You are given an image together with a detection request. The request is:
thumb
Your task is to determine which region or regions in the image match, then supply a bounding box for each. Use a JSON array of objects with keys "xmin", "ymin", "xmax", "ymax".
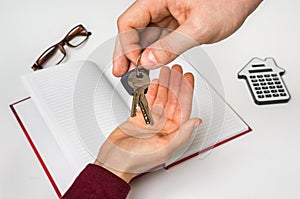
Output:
[
  {"xmin": 169, "ymin": 118, "xmax": 202, "ymax": 151},
  {"xmin": 140, "ymin": 24, "xmax": 199, "ymax": 69}
]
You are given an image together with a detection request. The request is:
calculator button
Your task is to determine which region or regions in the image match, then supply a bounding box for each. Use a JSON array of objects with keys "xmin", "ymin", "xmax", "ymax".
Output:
[
  {"xmin": 280, "ymin": 93, "xmax": 287, "ymax": 96},
  {"xmin": 273, "ymin": 94, "xmax": 279, "ymax": 97},
  {"xmin": 273, "ymin": 77, "xmax": 279, "ymax": 81},
  {"xmin": 255, "ymin": 87, "xmax": 261, "ymax": 90},
  {"xmin": 250, "ymin": 75, "xmax": 256, "ymax": 78},
  {"xmin": 275, "ymin": 81, "xmax": 281, "ymax": 84},
  {"xmin": 256, "ymin": 91, "xmax": 263, "ymax": 94},
  {"xmin": 271, "ymin": 74, "xmax": 277, "ymax": 77},
  {"xmin": 271, "ymin": 90, "xmax": 277, "ymax": 93},
  {"xmin": 251, "ymin": 79, "xmax": 258, "ymax": 82},
  {"xmin": 264, "ymin": 90, "xmax": 270, "ymax": 93},
  {"xmin": 270, "ymin": 86, "xmax": 275, "ymax": 89},
  {"xmin": 278, "ymin": 89, "xmax": 284, "ymax": 92},
  {"xmin": 267, "ymin": 82, "xmax": 274, "ymax": 85},
  {"xmin": 262, "ymin": 86, "xmax": 268, "ymax": 89},
  {"xmin": 253, "ymin": 83, "xmax": 259, "ymax": 86},
  {"xmin": 266, "ymin": 94, "xmax": 272, "ymax": 98},
  {"xmin": 266, "ymin": 78, "xmax": 272, "ymax": 81},
  {"xmin": 260, "ymin": 82, "xmax": 266, "ymax": 86},
  {"xmin": 258, "ymin": 95, "xmax": 264, "ymax": 98},
  {"xmin": 259, "ymin": 79, "xmax": 265, "ymax": 82},
  {"xmin": 257, "ymin": 75, "xmax": 263, "ymax": 78},
  {"xmin": 264, "ymin": 74, "xmax": 270, "ymax": 77},
  {"xmin": 276, "ymin": 85, "xmax": 283, "ymax": 88}
]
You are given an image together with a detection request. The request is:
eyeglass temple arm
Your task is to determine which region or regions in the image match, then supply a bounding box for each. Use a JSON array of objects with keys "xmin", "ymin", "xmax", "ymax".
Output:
[{"xmin": 32, "ymin": 46, "xmax": 60, "ymax": 71}]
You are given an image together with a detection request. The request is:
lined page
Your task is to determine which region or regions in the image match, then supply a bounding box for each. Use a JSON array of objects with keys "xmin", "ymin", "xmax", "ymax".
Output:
[
  {"xmin": 164, "ymin": 58, "xmax": 249, "ymax": 165},
  {"xmin": 12, "ymin": 98, "xmax": 78, "ymax": 194},
  {"xmin": 23, "ymin": 61, "xmax": 129, "ymax": 174}
]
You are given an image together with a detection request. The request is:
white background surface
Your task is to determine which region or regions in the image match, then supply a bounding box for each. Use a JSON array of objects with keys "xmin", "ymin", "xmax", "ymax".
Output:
[{"xmin": 0, "ymin": 0, "xmax": 299, "ymax": 198}]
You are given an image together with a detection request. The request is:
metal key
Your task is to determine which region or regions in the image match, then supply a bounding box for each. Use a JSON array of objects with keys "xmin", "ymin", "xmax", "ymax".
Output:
[
  {"xmin": 129, "ymin": 69, "xmax": 154, "ymax": 125},
  {"xmin": 130, "ymin": 87, "xmax": 139, "ymax": 117},
  {"xmin": 138, "ymin": 89, "xmax": 154, "ymax": 125}
]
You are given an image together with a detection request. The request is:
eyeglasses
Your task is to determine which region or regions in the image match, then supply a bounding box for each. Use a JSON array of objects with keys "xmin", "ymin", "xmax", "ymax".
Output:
[{"xmin": 32, "ymin": 24, "xmax": 92, "ymax": 71}]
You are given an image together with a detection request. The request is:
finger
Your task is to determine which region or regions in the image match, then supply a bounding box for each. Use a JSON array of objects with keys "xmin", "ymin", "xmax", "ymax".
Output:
[
  {"xmin": 140, "ymin": 22, "xmax": 199, "ymax": 68},
  {"xmin": 112, "ymin": 54, "xmax": 129, "ymax": 77},
  {"xmin": 167, "ymin": 118, "xmax": 202, "ymax": 152},
  {"xmin": 153, "ymin": 66, "xmax": 170, "ymax": 107},
  {"xmin": 117, "ymin": 0, "xmax": 170, "ymax": 31},
  {"xmin": 139, "ymin": 16, "xmax": 179, "ymax": 48},
  {"xmin": 171, "ymin": 64, "xmax": 183, "ymax": 74},
  {"xmin": 118, "ymin": 29, "xmax": 142, "ymax": 64},
  {"xmin": 117, "ymin": 0, "xmax": 170, "ymax": 64},
  {"xmin": 174, "ymin": 72, "xmax": 195, "ymax": 123},
  {"xmin": 165, "ymin": 65, "xmax": 183, "ymax": 119},
  {"xmin": 139, "ymin": 26, "xmax": 163, "ymax": 49},
  {"xmin": 112, "ymin": 36, "xmax": 130, "ymax": 77},
  {"xmin": 183, "ymin": 72, "xmax": 195, "ymax": 88},
  {"xmin": 153, "ymin": 15, "xmax": 179, "ymax": 31},
  {"xmin": 147, "ymin": 78, "xmax": 159, "ymax": 107}
]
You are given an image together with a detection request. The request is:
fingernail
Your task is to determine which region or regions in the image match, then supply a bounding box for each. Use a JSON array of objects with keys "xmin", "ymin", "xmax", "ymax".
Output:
[
  {"xmin": 148, "ymin": 50, "xmax": 157, "ymax": 65},
  {"xmin": 112, "ymin": 66, "xmax": 120, "ymax": 76},
  {"xmin": 194, "ymin": 121, "xmax": 201, "ymax": 129}
]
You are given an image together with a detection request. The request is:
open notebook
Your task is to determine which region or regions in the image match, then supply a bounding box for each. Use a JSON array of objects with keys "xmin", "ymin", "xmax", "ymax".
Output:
[{"xmin": 10, "ymin": 60, "xmax": 251, "ymax": 197}]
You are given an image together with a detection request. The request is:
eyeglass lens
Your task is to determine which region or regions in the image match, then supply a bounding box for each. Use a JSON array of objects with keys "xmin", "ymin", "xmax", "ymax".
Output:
[
  {"xmin": 66, "ymin": 25, "xmax": 90, "ymax": 47},
  {"xmin": 37, "ymin": 45, "xmax": 66, "ymax": 69}
]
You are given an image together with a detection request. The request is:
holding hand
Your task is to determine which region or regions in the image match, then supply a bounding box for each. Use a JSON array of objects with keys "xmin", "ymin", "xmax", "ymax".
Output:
[
  {"xmin": 113, "ymin": 0, "xmax": 262, "ymax": 77},
  {"xmin": 95, "ymin": 64, "xmax": 201, "ymax": 182}
]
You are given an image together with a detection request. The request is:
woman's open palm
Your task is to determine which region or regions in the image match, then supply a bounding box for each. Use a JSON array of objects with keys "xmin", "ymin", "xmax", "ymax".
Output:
[{"xmin": 96, "ymin": 64, "xmax": 201, "ymax": 182}]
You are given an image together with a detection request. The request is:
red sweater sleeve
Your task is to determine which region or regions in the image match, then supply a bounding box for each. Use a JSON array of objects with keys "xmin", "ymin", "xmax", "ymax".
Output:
[{"xmin": 62, "ymin": 164, "xmax": 130, "ymax": 199}]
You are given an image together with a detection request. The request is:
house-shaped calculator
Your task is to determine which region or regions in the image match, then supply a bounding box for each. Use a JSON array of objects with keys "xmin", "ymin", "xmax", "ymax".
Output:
[{"xmin": 238, "ymin": 57, "xmax": 290, "ymax": 105}]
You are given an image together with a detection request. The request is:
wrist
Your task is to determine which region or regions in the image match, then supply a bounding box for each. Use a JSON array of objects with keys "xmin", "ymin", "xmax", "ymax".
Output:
[{"xmin": 94, "ymin": 160, "xmax": 136, "ymax": 183}]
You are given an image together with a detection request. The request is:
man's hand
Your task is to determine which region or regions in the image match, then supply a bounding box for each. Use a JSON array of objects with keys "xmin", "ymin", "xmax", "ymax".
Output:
[
  {"xmin": 95, "ymin": 65, "xmax": 201, "ymax": 182},
  {"xmin": 113, "ymin": 0, "xmax": 262, "ymax": 77}
]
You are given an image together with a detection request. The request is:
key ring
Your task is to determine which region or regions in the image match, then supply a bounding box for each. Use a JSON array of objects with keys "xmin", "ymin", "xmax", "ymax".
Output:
[{"xmin": 135, "ymin": 52, "xmax": 142, "ymax": 77}]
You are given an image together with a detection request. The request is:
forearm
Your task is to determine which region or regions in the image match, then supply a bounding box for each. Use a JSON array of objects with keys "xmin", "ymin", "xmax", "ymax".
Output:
[
  {"xmin": 62, "ymin": 164, "xmax": 130, "ymax": 199},
  {"xmin": 94, "ymin": 160, "xmax": 136, "ymax": 183}
]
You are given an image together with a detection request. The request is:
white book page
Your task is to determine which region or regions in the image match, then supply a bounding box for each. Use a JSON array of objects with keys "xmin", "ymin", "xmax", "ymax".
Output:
[
  {"xmin": 22, "ymin": 61, "xmax": 128, "ymax": 174},
  {"xmin": 12, "ymin": 99, "xmax": 78, "ymax": 195},
  {"xmin": 163, "ymin": 58, "xmax": 249, "ymax": 165}
]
